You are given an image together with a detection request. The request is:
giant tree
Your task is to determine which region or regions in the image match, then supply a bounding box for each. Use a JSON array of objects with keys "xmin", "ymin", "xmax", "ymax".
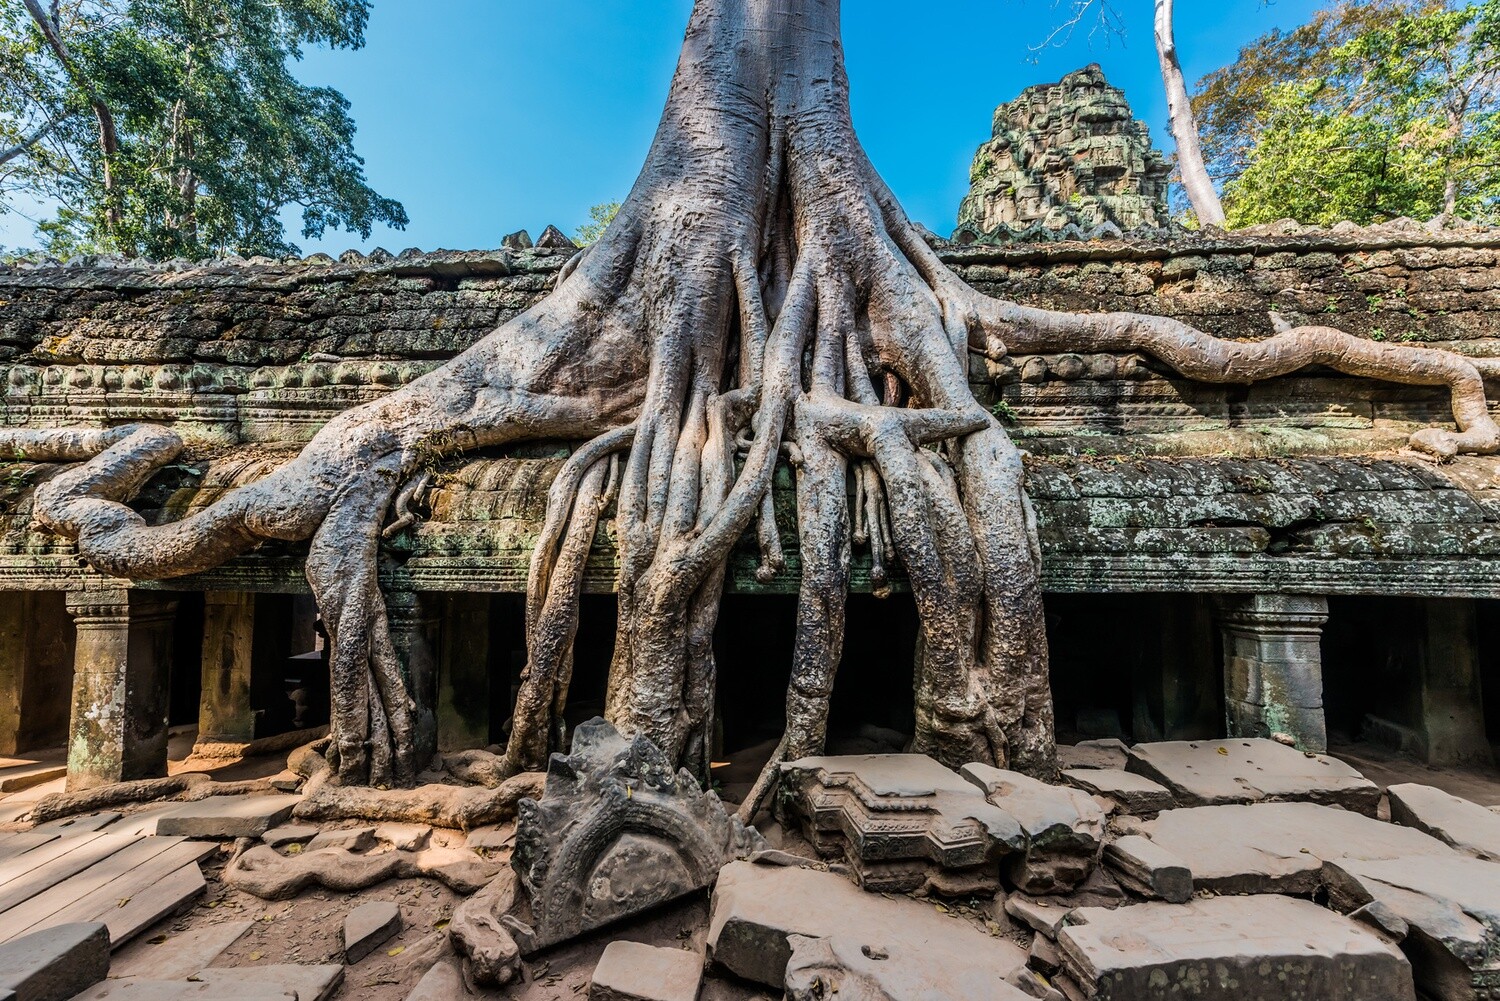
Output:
[{"xmin": 5, "ymin": 0, "xmax": 1499, "ymax": 814}]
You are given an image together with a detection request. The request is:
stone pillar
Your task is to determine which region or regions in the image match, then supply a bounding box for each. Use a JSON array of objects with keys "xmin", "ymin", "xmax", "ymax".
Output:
[
  {"xmin": 0, "ymin": 592, "xmax": 75, "ymax": 755},
  {"xmin": 1417, "ymin": 599, "xmax": 1492, "ymax": 767},
  {"xmin": 388, "ymin": 591, "xmax": 440, "ymax": 769},
  {"xmin": 196, "ymin": 592, "xmax": 256, "ymax": 746},
  {"xmin": 438, "ymin": 593, "xmax": 491, "ymax": 752},
  {"xmin": 1217, "ymin": 594, "xmax": 1329, "ymax": 752},
  {"xmin": 65, "ymin": 590, "xmax": 176, "ymax": 791}
]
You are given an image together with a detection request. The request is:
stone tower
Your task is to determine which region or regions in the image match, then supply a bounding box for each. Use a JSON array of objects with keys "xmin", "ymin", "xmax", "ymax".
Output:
[{"xmin": 957, "ymin": 64, "xmax": 1171, "ymax": 235}]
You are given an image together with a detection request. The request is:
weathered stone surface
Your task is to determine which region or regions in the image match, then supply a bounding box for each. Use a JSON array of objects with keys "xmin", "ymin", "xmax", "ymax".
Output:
[
  {"xmin": 784, "ymin": 932, "xmax": 1034, "ymax": 1001},
  {"xmin": 1102, "ymin": 835, "xmax": 1191, "ymax": 903},
  {"xmin": 1056, "ymin": 740, "xmax": 1129, "ymax": 771},
  {"xmin": 957, "ymin": 64, "xmax": 1170, "ymax": 236},
  {"xmin": 343, "ymin": 901, "xmax": 401, "ymax": 964},
  {"xmin": 707, "ymin": 861, "xmax": 1028, "ymax": 989},
  {"xmin": 961, "ymin": 764, "xmax": 1105, "ymax": 894},
  {"xmin": 108, "ymin": 921, "xmax": 251, "ymax": 981},
  {"xmin": 1387, "ymin": 783, "xmax": 1500, "ymax": 860},
  {"xmin": 0, "ymin": 922, "xmax": 108, "ymax": 1001},
  {"xmin": 189, "ymin": 965, "xmax": 343, "ymax": 1001},
  {"xmin": 1127, "ymin": 739, "xmax": 1380, "ymax": 814},
  {"xmin": 1059, "ymin": 896, "xmax": 1416, "ymax": 1000},
  {"xmin": 1138, "ymin": 802, "xmax": 1454, "ymax": 895},
  {"xmin": 1005, "ymin": 894, "xmax": 1069, "ymax": 938},
  {"xmin": 402, "ymin": 956, "xmax": 463, "ymax": 1001},
  {"xmin": 588, "ymin": 941, "xmax": 701, "ymax": 1001},
  {"xmin": 780, "ymin": 754, "xmax": 1022, "ymax": 894},
  {"xmin": 260, "ymin": 825, "xmax": 317, "ymax": 849},
  {"xmin": 1324, "ymin": 854, "xmax": 1500, "ymax": 1000},
  {"xmin": 1061, "ymin": 769, "xmax": 1171, "ymax": 815},
  {"xmin": 510, "ymin": 719, "xmax": 759, "ymax": 954},
  {"xmin": 154, "ymin": 795, "xmax": 300, "ymax": 839},
  {"xmin": 74, "ymin": 981, "xmax": 292, "ymax": 1000},
  {"xmin": 374, "ymin": 823, "xmax": 431, "ymax": 853},
  {"xmin": 307, "ymin": 827, "xmax": 375, "ymax": 854}
]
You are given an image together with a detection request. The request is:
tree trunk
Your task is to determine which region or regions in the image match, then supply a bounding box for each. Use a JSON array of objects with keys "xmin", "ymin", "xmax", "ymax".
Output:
[
  {"xmin": 20, "ymin": 0, "xmax": 123, "ymax": 242},
  {"xmin": 7, "ymin": 0, "xmax": 1499, "ymax": 807},
  {"xmin": 1154, "ymin": 0, "xmax": 1225, "ymax": 227}
]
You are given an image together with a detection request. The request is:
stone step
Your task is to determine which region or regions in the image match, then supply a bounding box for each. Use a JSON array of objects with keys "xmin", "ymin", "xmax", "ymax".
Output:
[
  {"xmin": 1101, "ymin": 835, "xmax": 1191, "ymax": 903},
  {"xmin": 189, "ymin": 964, "xmax": 343, "ymax": 1001},
  {"xmin": 107, "ymin": 921, "xmax": 253, "ymax": 981},
  {"xmin": 1387, "ymin": 782, "xmax": 1500, "ymax": 860},
  {"xmin": 1061, "ymin": 769, "xmax": 1171, "ymax": 815},
  {"xmin": 0, "ymin": 922, "xmax": 108, "ymax": 1001},
  {"xmin": 1126, "ymin": 739, "xmax": 1380, "ymax": 815},
  {"xmin": 154, "ymin": 796, "xmax": 301, "ymax": 840}
]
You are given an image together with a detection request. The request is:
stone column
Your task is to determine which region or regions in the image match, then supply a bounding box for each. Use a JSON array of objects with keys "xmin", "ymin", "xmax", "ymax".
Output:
[
  {"xmin": 438, "ymin": 593, "xmax": 491, "ymax": 752},
  {"xmin": 1417, "ymin": 599, "xmax": 1492, "ymax": 767},
  {"xmin": 65, "ymin": 589, "xmax": 177, "ymax": 791},
  {"xmin": 196, "ymin": 591, "xmax": 256, "ymax": 746},
  {"xmin": 1217, "ymin": 594, "xmax": 1329, "ymax": 752},
  {"xmin": 388, "ymin": 591, "xmax": 440, "ymax": 769}
]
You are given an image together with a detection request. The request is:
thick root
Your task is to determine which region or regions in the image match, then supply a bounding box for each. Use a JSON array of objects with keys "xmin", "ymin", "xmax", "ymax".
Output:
[
  {"xmin": 449, "ymin": 868, "xmax": 523, "ymax": 987},
  {"xmin": 293, "ymin": 766, "xmax": 544, "ymax": 832},
  {"xmin": 225, "ymin": 843, "xmax": 500, "ymax": 900},
  {"xmin": 29, "ymin": 774, "xmax": 284, "ymax": 824}
]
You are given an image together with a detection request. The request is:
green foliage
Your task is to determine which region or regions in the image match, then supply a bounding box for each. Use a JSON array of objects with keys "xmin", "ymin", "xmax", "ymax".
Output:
[
  {"xmin": 575, "ymin": 202, "xmax": 620, "ymax": 246},
  {"xmin": 0, "ymin": 0, "xmax": 406, "ymax": 259},
  {"xmin": 1195, "ymin": 1, "xmax": 1500, "ymax": 227}
]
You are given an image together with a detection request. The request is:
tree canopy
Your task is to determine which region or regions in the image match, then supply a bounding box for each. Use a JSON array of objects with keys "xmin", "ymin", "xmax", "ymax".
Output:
[
  {"xmin": 1195, "ymin": 0, "xmax": 1500, "ymax": 227},
  {"xmin": 0, "ymin": 0, "xmax": 406, "ymax": 259}
]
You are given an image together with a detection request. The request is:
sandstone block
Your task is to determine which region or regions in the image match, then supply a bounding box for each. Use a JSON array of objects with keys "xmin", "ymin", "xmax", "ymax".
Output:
[
  {"xmin": 707, "ymin": 861, "xmax": 1027, "ymax": 990},
  {"xmin": 1058, "ymin": 896, "xmax": 1415, "ymax": 1000},
  {"xmin": 189, "ymin": 965, "xmax": 343, "ymax": 1001},
  {"xmin": 307, "ymin": 827, "xmax": 375, "ymax": 853},
  {"xmin": 1137, "ymin": 801, "xmax": 1453, "ymax": 895},
  {"xmin": 108, "ymin": 921, "xmax": 251, "ymax": 981},
  {"xmin": 961, "ymin": 764, "xmax": 1105, "ymax": 894},
  {"xmin": 1062, "ymin": 769, "xmax": 1171, "ymax": 815},
  {"xmin": 343, "ymin": 901, "xmax": 402, "ymax": 964},
  {"xmin": 1102, "ymin": 835, "xmax": 1191, "ymax": 903},
  {"xmin": 1055, "ymin": 740, "xmax": 1129, "ymax": 771},
  {"xmin": 785, "ymin": 932, "xmax": 1034, "ymax": 1001},
  {"xmin": 588, "ymin": 941, "xmax": 701, "ymax": 1001},
  {"xmin": 779, "ymin": 753, "xmax": 1023, "ymax": 895},
  {"xmin": 1127, "ymin": 739, "xmax": 1379, "ymax": 815},
  {"xmin": 1387, "ymin": 783, "xmax": 1500, "ymax": 860},
  {"xmin": 260, "ymin": 825, "xmax": 317, "ymax": 849},
  {"xmin": 154, "ymin": 796, "xmax": 301, "ymax": 839},
  {"xmin": 0, "ymin": 922, "xmax": 108, "ymax": 1001}
]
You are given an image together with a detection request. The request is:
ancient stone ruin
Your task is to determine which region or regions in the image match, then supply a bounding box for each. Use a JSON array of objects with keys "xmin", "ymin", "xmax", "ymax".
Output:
[{"xmin": 957, "ymin": 63, "xmax": 1172, "ymax": 238}]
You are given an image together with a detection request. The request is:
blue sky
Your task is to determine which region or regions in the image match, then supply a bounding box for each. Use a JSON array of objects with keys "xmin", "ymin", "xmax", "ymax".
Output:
[{"xmin": 1, "ymin": 0, "xmax": 1326, "ymax": 254}]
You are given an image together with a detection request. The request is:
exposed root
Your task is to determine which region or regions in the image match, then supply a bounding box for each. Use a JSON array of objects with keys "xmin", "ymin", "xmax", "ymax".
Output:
[
  {"xmin": 29, "ymin": 773, "xmax": 284, "ymax": 824},
  {"xmin": 225, "ymin": 843, "xmax": 500, "ymax": 900},
  {"xmin": 293, "ymin": 764, "xmax": 544, "ymax": 832}
]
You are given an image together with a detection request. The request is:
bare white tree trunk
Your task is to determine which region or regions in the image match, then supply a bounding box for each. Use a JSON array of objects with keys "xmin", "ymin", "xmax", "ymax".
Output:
[{"xmin": 1155, "ymin": 0, "xmax": 1226, "ymax": 226}]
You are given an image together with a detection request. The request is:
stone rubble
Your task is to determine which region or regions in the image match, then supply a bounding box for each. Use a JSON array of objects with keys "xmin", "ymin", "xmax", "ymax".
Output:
[
  {"xmin": 961, "ymin": 764, "xmax": 1106, "ymax": 894},
  {"xmin": 1101, "ymin": 835, "xmax": 1192, "ymax": 904}
]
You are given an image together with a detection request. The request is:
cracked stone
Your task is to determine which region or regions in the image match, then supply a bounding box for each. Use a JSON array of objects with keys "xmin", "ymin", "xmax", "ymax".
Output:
[{"xmin": 961, "ymin": 764, "xmax": 1105, "ymax": 894}]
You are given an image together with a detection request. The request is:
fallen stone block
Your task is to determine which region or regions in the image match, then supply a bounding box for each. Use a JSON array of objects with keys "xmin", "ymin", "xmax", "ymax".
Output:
[
  {"xmin": 1057, "ymin": 895, "xmax": 1416, "ymax": 1001},
  {"xmin": 1056, "ymin": 740, "xmax": 1128, "ymax": 771},
  {"xmin": 509, "ymin": 719, "xmax": 760, "ymax": 954},
  {"xmin": 1062, "ymin": 769, "xmax": 1171, "ymax": 815},
  {"xmin": 154, "ymin": 796, "xmax": 301, "ymax": 839},
  {"xmin": 1102, "ymin": 835, "xmax": 1191, "ymax": 903},
  {"xmin": 1138, "ymin": 801, "xmax": 1453, "ymax": 895},
  {"xmin": 374, "ymin": 823, "xmax": 431, "ymax": 853},
  {"xmin": 307, "ymin": 827, "xmax": 375, "ymax": 853},
  {"xmin": 779, "ymin": 753, "xmax": 1022, "ymax": 895},
  {"xmin": 784, "ymin": 933, "xmax": 1034, "ymax": 1001},
  {"xmin": 403, "ymin": 956, "xmax": 463, "ymax": 1001},
  {"xmin": 190, "ymin": 964, "xmax": 343, "ymax": 1001},
  {"xmin": 108, "ymin": 921, "xmax": 251, "ymax": 980},
  {"xmin": 1387, "ymin": 783, "xmax": 1500, "ymax": 861},
  {"xmin": 343, "ymin": 901, "xmax": 402, "ymax": 964},
  {"xmin": 1005, "ymin": 894, "xmax": 1069, "ymax": 938},
  {"xmin": 1127, "ymin": 739, "xmax": 1379, "ymax": 815},
  {"xmin": 1323, "ymin": 854, "xmax": 1500, "ymax": 1001},
  {"xmin": 260, "ymin": 826, "xmax": 317, "ymax": 849},
  {"xmin": 961, "ymin": 764, "xmax": 1105, "ymax": 894},
  {"xmin": 0, "ymin": 922, "xmax": 108, "ymax": 1001},
  {"xmin": 1009, "ymin": 966, "xmax": 1063, "ymax": 1001},
  {"xmin": 588, "ymin": 941, "xmax": 702, "ymax": 1001},
  {"xmin": 707, "ymin": 860, "xmax": 1027, "ymax": 990}
]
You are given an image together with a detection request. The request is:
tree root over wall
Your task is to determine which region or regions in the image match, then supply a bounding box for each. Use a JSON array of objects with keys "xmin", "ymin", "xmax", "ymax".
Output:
[{"xmin": 5, "ymin": 0, "xmax": 1499, "ymax": 822}]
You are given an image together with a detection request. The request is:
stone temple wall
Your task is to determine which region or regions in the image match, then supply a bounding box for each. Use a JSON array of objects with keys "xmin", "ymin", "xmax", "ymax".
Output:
[{"xmin": 3, "ymin": 220, "xmax": 1500, "ymax": 599}]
